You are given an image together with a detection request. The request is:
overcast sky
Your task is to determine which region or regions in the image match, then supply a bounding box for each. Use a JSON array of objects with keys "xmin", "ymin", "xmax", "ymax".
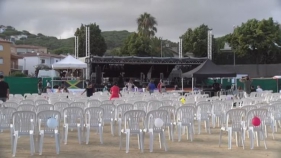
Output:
[{"xmin": 0, "ymin": 0, "xmax": 280, "ymax": 42}]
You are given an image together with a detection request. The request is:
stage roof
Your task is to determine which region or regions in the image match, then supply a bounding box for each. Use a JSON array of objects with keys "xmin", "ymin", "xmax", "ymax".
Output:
[{"xmin": 86, "ymin": 56, "xmax": 207, "ymax": 65}]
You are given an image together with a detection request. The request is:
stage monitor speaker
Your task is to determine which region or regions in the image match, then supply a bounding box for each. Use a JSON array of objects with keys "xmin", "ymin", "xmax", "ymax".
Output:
[{"xmin": 95, "ymin": 66, "xmax": 102, "ymax": 84}]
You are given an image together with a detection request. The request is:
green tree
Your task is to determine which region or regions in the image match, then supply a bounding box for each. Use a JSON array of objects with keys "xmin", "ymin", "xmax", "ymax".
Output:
[
  {"xmin": 182, "ymin": 24, "xmax": 216, "ymax": 57},
  {"xmin": 227, "ymin": 18, "xmax": 281, "ymax": 74},
  {"xmin": 120, "ymin": 33, "xmax": 161, "ymax": 57},
  {"xmin": 137, "ymin": 12, "xmax": 158, "ymax": 38},
  {"xmin": 74, "ymin": 23, "xmax": 107, "ymax": 57}
]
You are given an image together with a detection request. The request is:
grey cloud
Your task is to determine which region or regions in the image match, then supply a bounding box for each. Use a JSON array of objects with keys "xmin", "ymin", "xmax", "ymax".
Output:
[{"xmin": 0, "ymin": 0, "xmax": 280, "ymax": 41}]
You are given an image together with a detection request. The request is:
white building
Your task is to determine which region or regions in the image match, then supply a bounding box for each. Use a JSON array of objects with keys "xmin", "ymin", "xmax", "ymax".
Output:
[
  {"xmin": 18, "ymin": 53, "xmax": 64, "ymax": 75},
  {"xmin": 10, "ymin": 35, "xmax": 28, "ymax": 42}
]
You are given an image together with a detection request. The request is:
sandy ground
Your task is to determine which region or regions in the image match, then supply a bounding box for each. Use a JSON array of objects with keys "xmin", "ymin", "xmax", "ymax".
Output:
[{"xmin": 0, "ymin": 124, "xmax": 281, "ymax": 158}]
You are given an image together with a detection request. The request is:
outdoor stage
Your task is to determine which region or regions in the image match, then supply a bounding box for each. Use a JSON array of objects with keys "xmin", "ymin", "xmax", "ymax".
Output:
[{"xmin": 86, "ymin": 56, "xmax": 207, "ymax": 85}]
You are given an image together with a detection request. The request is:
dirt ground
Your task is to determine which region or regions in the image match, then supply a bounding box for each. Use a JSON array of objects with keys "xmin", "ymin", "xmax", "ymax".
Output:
[{"xmin": 0, "ymin": 124, "xmax": 281, "ymax": 158}]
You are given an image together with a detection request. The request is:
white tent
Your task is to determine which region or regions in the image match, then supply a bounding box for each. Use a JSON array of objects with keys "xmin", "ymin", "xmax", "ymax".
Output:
[{"xmin": 52, "ymin": 55, "xmax": 87, "ymax": 69}]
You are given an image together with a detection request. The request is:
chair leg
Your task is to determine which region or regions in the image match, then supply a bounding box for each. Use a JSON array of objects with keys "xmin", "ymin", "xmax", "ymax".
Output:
[
  {"xmin": 171, "ymin": 124, "xmax": 174, "ymax": 142},
  {"xmin": 118, "ymin": 120, "xmax": 121, "ymax": 136},
  {"xmin": 261, "ymin": 131, "xmax": 267, "ymax": 149},
  {"xmin": 111, "ymin": 121, "xmax": 115, "ymax": 136},
  {"xmin": 219, "ymin": 130, "xmax": 222, "ymax": 147},
  {"xmin": 86, "ymin": 126, "xmax": 90, "ymax": 144},
  {"xmin": 38, "ymin": 132, "xmax": 44, "ymax": 155},
  {"xmin": 161, "ymin": 130, "xmax": 167, "ymax": 151},
  {"xmin": 228, "ymin": 128, "xmax": 232, "ymax": 149},
  {"xmin": 178, "ymin": 124, "xmax": 182, "ymax": 142},
  {"xmin": 140, "ymin": 131, "xmax": 144, "ymax": 153},
  {"xmin": 64, "ymin": 125, "xmax": 68, "ymax": 145},
  {"xmin": 198, "ymin": 120, "xmax": 201, "ymax": 134},
  {"xmin": 30, "ymin": 133, "xmax": 35, "ymax": 155},
  {"xmin": 55, "ymin": 133, "xmax": 60, "ymax": 154},
  {"xmin": 77, "ymin": 125, "xmax": 81, "ymax": 144},
  {"xmin": 99, "ymin": 125, "xmax": 103, "ymax": 144},
  {"xmin": 12, "ymin": 133, "xmax": 18, "ymax": 157},
  {"xmin": 125, "ymin": 130, "xmax": 130, "ymax": 153},
  {"xmin": 149, "ymin": 131, "xmax": 154, "ymax": 152}
]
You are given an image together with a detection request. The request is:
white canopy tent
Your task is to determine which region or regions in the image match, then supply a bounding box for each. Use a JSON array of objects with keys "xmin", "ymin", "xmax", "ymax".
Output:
[
  {"xmin": 52, "ymin": 55, "xmax": 87, "ymax": 69},
  {"xmin": 51, "ymin": 55, "xmax": 87, "ymax": 90}
]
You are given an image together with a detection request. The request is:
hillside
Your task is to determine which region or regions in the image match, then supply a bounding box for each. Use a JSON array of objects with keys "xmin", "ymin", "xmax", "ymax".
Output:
[{"xmin": 0, "ymin": 26, "xmax": 132, "ymax": 55}]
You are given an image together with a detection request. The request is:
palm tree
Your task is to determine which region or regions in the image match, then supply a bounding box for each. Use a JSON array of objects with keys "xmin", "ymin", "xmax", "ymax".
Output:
[{"xmin": 137, "ymin": 12, "xmax": 158, "ymax": 38}]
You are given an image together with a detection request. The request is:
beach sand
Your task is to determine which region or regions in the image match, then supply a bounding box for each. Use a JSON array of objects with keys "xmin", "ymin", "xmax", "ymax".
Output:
[{"xmin": 0, "ymin": 125, "xmax": 280, "ymax": 158}]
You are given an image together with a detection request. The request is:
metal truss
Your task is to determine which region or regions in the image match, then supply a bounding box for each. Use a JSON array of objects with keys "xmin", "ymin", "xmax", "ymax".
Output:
[{"xmin": 86, "ymin": 56, "xmax": 207, "ymax": 65}]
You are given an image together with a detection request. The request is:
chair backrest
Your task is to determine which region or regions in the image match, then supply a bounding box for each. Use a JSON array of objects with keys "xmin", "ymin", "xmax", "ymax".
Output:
[
  {"xmin": 54, "ymin": 102, "xmax": 69, "ymax": 114},
  {"xmin": 197, "ymin": 102, "xmax": 212, "ymax": 114},
  {"xmin": 176, "ymin": 106, "xmax": 195, "ymax": 125},
  {"xmin": 224, "ymin": 100, "xmax": 233, "ymax": 112},
  {"xmin": 17, "ymin": 104, "xmax": 36, "ymax": 112},
  {"xmin": 117, "ymin": 104, "xmax": 134, "ymax": 119},
  {"xmin": 255, "ymin": 103, "xmax": 268, "ymax": 108},
  {"xmin": 225, "ymin": 109, "xmax": 246, "ymax": 130},
  {"xmin": 114, "ymin": 99, "xmax": 125, "ymax": 106},
  {"xmin": 70, "ymin": 102, "xmax": 85, "ymax": 109},
  {"xmin": 212, "ymin": 101, "xmax": 225, "ymax": 114},
  {"xmin": 133, "ymin": 101, "xmax": 148, "ymax": 112},
  {"xmin": 12, "ymin": 111, "xmax": 36, "ymax": 134},
  {"xmin": 159, "ymin": 106, "xmax": 176, "ymax": 122},
  {"xmin": 85, "ymin": 107, "xmax": 104, "ymax": 126},
  {"xmin": 147, "ymin": 101, "xmax": 163, "ymax": 112},
  {"xmin": 20, "ymin": 99, "xmax": 34, "ymax": 105},
  {"xmin": 247, "ymin": 109, "xmax": 268, "ymax": 130},
  {"xmin": 0, "ymin": 107, "xmax": 17, "ymax": 129},
  {"xmin": 37, "ymin": 110, "xmax": 61, "ymax": 133},
  {"xmin": 101, "ymin": 100, "xmax": 114, "ymax": 105},
  {"xmin": 124, "ymin": 110, "xmax": 146, "ymax": 132},
  {"xmin": 3, "ymin": 102, "xmax": 18, "ymax": 108},
  {"xmin": 146, "ymin": 110, "xmax": 168, "ymax": 131},
  {"xmin": 35, "ymin": 99, "xmax": 49, "ymax": 105},
  {"xmin": 241, "ymin": 105, "xmax": 257, "ymax": 113},
  {"xmin": 63, "ymin": 107, "xmax": 84, "ymax": 127},
  {"xmin": 88, "ymin": 99, "xmax": 102, "ymax": 107},
  {"xmin": 36, "ymin": 104, "xmax": 54, "ymax": 113},
  {"xmin": 162, "ymin": 100, "xmax": 173, "ymax": 106},
  {"xmin": 100, "ymin": 104, "xmax": 115, "ymax": 121}
]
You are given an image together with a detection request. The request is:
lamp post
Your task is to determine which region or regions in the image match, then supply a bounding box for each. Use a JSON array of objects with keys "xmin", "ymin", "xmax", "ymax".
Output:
[
  {"xmin": 207, "ymin": 29, "xmax": 213, "ymax": 60},
  {"xmin": 160, "ymin": 37, "xmax": 163, "ymax": 57},
  {"xmin": 233, "ymin": 25, "xmax": 237, "ymax": 67}
]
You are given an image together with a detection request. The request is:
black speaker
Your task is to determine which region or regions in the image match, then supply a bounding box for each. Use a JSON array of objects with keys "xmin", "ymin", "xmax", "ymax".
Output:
[{"xmin": 95, "ymin": 66, "xmax": 102, "ymax": 84}]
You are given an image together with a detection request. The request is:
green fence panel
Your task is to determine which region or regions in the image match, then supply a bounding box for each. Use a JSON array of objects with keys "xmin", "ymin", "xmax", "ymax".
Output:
[{"xmin": 4, "ymin": 77, "xmax": 38, "ymax": 95}]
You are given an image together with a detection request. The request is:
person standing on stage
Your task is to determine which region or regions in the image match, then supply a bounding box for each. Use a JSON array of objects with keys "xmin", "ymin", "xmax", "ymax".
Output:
[
  {"xmin": 81, "ymin": 81, "xmax": 95, "ymax": 97},
  {"xmin": 110, "ymin": 82, "xmax": 122, "ymax": 100}
]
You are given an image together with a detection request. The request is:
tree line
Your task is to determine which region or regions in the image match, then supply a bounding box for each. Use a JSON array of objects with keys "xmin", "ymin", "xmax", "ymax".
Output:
[{"xmin": 75, "ymin": 13, "xmax": 281, "ymax": 65}]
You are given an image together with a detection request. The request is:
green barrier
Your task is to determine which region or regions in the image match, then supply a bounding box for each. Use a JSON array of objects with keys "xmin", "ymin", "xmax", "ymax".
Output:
[
  {"xmin": 208, "ymin": 78, "xmax": 278, "ymax": 93},
  {"xmin": 4, "ymin": 77, "xmax": 38, "ymax": 95}
]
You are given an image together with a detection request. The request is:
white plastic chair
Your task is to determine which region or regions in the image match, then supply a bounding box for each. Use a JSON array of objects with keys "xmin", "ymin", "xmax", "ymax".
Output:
[
  {"xmin": 246, "ymin": 109, "xmax": 268, "ymax": 149},
  {"xmin": 162, "ymin": 100, "xmax": 173, "ymax": 106},
  {"xmin": 119, "ymin": 110, "xmax": 146, "ymax": 153},
  {"xmin": 100, "ymin": 104, "xmax": 115, "ymax": 136},
  {"xmin": 70, "ymin": 102, "xmax": 86, "ymax": 109},
  {"xmin": 117, "ymin": 104, "xmax": 134, "ymax": 136},
  {"xmin": 133, "ymin": 101, "xmax": 148, "ymax": 112},
  {"xmin": 37, "ymin": 110, "xmax": 61, "ymax": 155},
  {"xmin": 101, "ymin": 100, "xmax": 114, "ymax": 105},
  {"xmin": 219, "ymin": 109, "xmax": 246, "ymax": 149},
  {"xmin": 88, "ymin": 99, "xmax": 102, "ymax": 107},
  {"xmin": 63, "ymin": 107, "xmax": 84, "ymax": 144},
  {"xmin": 159, "ymin": 106, "xmax": 175, "ymax": 141},
  {"xmin": 35, "ymin": 99, "xmax": 49, "ymax": 106},
  {"xmin": 212, "ymin": 101, "xmax": 225, "ymax": 128},
  {"xmin": 20, "ymin": 99, "xmax": 35, "ymax": 105},
  {"xmin": 260, "ymin": 106, "xmax": 275, "ymax": 139},
  {"xmin": 197, "ymin": 102, "xmax": 212, "ymax": 134},
  {"xmin": 2, "ymin": 102, "xmax": 19, "ymax": 109},
  {"xmin": 176, "ymin": 106, "xmax": 195, "ymax": 142},
  {"xmin": 17, "ymin": 104, "xmax": 36, "ymax": 112},
  {"xmin": 36, "ymin": 104, "xmax": 54, "ymax": 113},
  {"xmin": 85, "ymin": 107, "xmax": 104, "ymax": 144},
  {"xmin": 147, "ymin": 101, "xmax": 162, "ymax": 112},
  {"xmin": 0, "ymin": 107, "xmax": 17, "ymax": 132},
  {"xmin": 11, "ymin": 111, "xmax": 36, "ymax": 157},
  {"xmin": 54, "ymin": 102, "xmax": 69, "ymax": 116},
  {"xmin": 144, "ymin": 110, "xmax": 168, "ymax": 152}
]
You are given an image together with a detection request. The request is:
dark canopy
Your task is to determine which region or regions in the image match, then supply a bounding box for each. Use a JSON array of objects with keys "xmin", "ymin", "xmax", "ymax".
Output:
[{"xmin": 182, "ymin": 59, "xmax": 236, "ymax": 78}]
